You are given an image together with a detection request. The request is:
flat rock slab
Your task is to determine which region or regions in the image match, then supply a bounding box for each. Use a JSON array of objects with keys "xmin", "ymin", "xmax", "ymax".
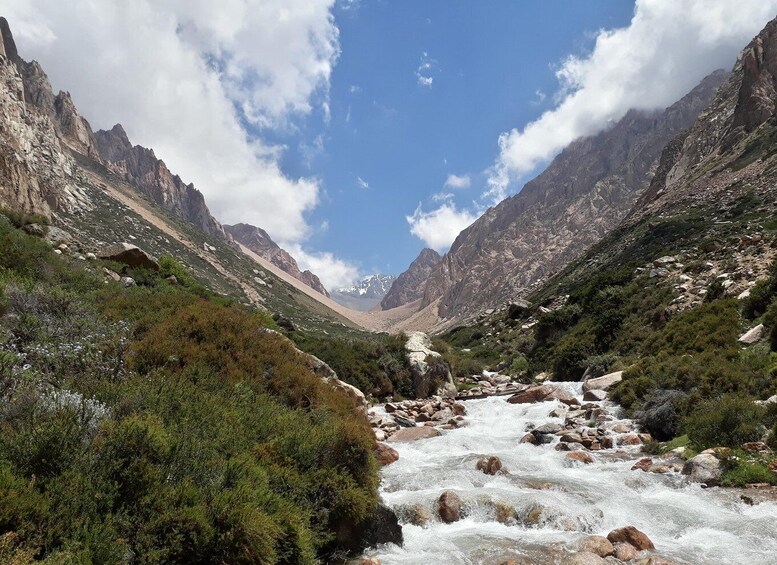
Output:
[
  {"xmin": 387, "ymin": 426, "xmax": 442, "ymax": 442},
  {"xmin": 583, "ymin": 371, "xmax": 623, "ymax": 392}
]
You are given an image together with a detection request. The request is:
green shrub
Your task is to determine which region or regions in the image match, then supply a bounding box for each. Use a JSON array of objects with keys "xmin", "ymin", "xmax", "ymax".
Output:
[
  {"xmin": 684, "ymin": 395, "xmax": 766, "ymax": 450},
  {"xmin": 721, "ymin": 460, "xmax": 777, "ymax": 487}
]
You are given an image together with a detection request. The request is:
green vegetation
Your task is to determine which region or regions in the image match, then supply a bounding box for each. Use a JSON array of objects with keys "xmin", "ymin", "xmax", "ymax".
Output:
[{"xmin": 0, "ymin": 214, "xmax": 379, "ymax": 563}]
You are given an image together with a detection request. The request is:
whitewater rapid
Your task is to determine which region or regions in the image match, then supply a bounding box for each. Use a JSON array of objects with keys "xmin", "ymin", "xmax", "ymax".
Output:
[{"xmin": 364, "ymin": 383, "xmax": 777, "ymax": 564}]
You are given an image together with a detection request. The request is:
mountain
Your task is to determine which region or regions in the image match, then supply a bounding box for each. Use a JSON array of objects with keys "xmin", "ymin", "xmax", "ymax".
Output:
[
  {"xmin": 224, "ymin": 222, "xmax": 329, "ymax": 297},
  {"xmin": 0, "ymin": 16, "xmax": 367, "ymax": 333},
  {"xmin": 331, "ymin": 274, "xmax": 396, "ymax": 311},
  {"xmin": 94, "ymin": 124, "xmax": 231, "ymax": 242},
  {"xmin": 381, "ymin": 248, "xmax": 441, "ymax": 310},
  {"xmin": 418, "ymin": 69, "xmax": 729, "ymax": 325}
]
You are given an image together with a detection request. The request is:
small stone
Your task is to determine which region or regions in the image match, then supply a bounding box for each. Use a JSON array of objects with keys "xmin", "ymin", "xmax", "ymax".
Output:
[
  {"xmin": 566, "ymin": 451, "xmax": 595, "ymax": 464},
  {"xmin": 476, "ymin": 455, "xmax": 505, "ymax": 475},
  {"xmin": 437, "ymin": 490, "xmax": 463, "ymax": 523},
  {"xmin": 579, "ymin": 535, "xmax": 614, "ymax": 557},
  {"xmin": 607, "ymin": 526, "xmax": 655, "ymax": 550}
]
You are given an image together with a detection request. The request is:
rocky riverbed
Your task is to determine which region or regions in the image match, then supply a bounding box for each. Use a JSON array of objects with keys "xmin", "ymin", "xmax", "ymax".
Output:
[{"xmin": 360, "ymin": 382, "xmax": 777, "ymax": 564}]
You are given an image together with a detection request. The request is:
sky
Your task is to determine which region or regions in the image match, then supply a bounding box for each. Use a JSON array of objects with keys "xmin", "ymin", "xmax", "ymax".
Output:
[{"xmin": 3, "ymin": 1, "xmax": 777, "ymax": 289}]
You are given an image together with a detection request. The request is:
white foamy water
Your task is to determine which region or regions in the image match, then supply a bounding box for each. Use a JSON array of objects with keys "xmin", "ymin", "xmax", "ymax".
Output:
[{"xmin": 364, "ymin": 383, "xmax": 777, "ymax": 564}]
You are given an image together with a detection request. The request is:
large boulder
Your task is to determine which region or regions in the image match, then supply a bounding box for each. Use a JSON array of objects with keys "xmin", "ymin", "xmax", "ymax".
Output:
[
  {"xmin": 437, "ymin": 490, "xmax": 463, "ymax": 523},
  {"xmin": 387, "ymin": 427, "xmax": 441, "ymax": 443},
  {"xmin": 681, "ymin": 453, "xmax": 725, "ymax": 486},
  {"xmin": 97, "ymin": 243, "xmax": 159, "ymax": 271},
  {"xmin": 508, "ymin": 385, "xmax": 577, "ymax": 405},
  {"xmin": 335, "ymin": 502, "xmax": 402, "ymax": 553},
  {"xmin": 739, "ymin": 324, "xmax": 765, "ymax": 344},
  {"xmin": 606, "ymin": 526, "xmax": 655, "ymax": 550},
  {"xmin": 375, "ymin": 442, "xmax": 399, "ymax": 466},
  {"xmin": 579, "ymin": 535, "xmax": 614, "ymax": 557},
  {"xmin": 404, "ymin": 331, "xmax": 456, "ymax": 398},
  {"xmin": 582, "ymin": 371, "xmax": 623, "ymax": 392},
  {"xmin": 476, "ymin": 455, "xmax": 505, "ymax": 475}
]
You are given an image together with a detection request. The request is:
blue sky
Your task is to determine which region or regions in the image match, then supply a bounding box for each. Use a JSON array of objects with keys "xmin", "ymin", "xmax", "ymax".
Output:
[
  {"xmin": 8, "ymin": 0, "xmax": 777, "ymax": 289},
  {"xmin": 274, "ymin": 0, "xmax": 635, "ymax": 277}
]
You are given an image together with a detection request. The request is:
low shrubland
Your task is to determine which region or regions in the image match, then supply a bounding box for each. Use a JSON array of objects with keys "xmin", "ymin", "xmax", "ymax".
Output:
[{"xmin": 0, "ymin": 214, "xmax": 379, "ymax": 563}]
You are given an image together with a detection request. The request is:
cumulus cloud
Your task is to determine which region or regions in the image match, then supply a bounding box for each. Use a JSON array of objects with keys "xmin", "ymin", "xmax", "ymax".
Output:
[
  {"xmin": 486, "ymin": 0, "xmax": 777, "ymax": 202},
  {"xmin": 444, "ymin": 173, "xmax": 471, "ymax": 189},
  {"xmin": 288, "ymin": 245, "xmax": 362, "ymax": 290},
  {"xmin": 416, "ymin": 51, "xmax": 435, "ymax": 88},
  {"xmin": 4, "ymin": 0, "xmax": 338, "ymax": 244},
  {"xmin": 406, "ymin": 202, "xmax": 479, "ymax": 252}
]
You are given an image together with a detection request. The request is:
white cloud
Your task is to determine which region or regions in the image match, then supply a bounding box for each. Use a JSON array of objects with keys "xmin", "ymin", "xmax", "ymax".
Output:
[
  {"xmin": 444, "ymin": 173, "xmax": 471, "ymax": 189},
  {"xmin": 416, "ymin": 51, "xmax": 436, "ymax": 88},
  {"xmin": 4, "ymin": 0, "xmax": 339, "ymax": 244},
  {"xmin": 407, "ymin": 202, "xmax": 479, "ymax": 252},
  {"xmin": 487, "ymin": 0, "xmax": 777, "ymax": 202},
  {"xmin": 356, "ymin": 176, "xmax": 369, "ymax": 190},
  {"xmin": 431, "ymin": 192, "xmax": 454, "ymax": 202},
  {"xmin": 288, "ymin": 245, "xmax": 362, "ymax": 290}
]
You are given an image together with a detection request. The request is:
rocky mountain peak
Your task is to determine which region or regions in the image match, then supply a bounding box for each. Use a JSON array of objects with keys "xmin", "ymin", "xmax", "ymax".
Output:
[
  {"xmin": 380, "ymin": 247, "xmax": 441, "ymax": 310},
  {"xmin": 416, "ymin": 69, "xmax": 728, "ymax": 323},
  {"xmin": 0, "ymin": 17, "xmax": 19, "ymax": 62},
  {"xmin": 224, "ymin": 223, "xmax": 329, "ymax": 297}
]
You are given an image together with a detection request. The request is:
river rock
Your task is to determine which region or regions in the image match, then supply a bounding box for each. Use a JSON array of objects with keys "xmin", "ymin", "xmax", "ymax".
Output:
[
  {"xmin": 566, "ymin": 451, "xmax": 595, "ymax": 464},
  {"xmin": 495, "ymin": 501, "xmax": 516, "ymax": 524},
  {"xmin": 361, "ymin": 560, "xmax": 381, "ymax": 565},
  {"xmin": 681, "ymin": 453, "xmax": 724, "ymax": 486},
  {"xmin": 520, "ymin": 432, "xmax": 538, "ymax": 445},
  {"xmin": 375, "ymin": 442, "xmax": 399, "ymax": 466},
  {"xmin": 508, "ymin": 385, "xmax": 577, "ymax": 405},
  {"xmin": 563, "ymin": 552, "xmax": 606, "ymax": 565},
  {"xmin": 438, "ymin": 490, "xmax": 463, "ymax": 523},
  {"xmin": 388, "ymin": 427, "xmax": 441, "ymax": 443},
  {"xmin": 534, "ymin": 423, "xmax": 563, "ymax": 435},
  {"xmin": 583, "ymin": 371, "xmax": 623, "ymax": 392},
  {"xmin": 632, "ymin": 457, "xmax": 653, "ymax": 472},
  {"xmin": 607, "ymin": 526, "xmax": 655, "ymax": 550},
  {"xmin": 399, "ymin": 503, "xmax": 431, "ymax": 526},
  {"xmin": 476, "ymin": 455, "xmax": 505, "ymax": 475},
  {"xmin": 612, "ymin": 542, "xmax": 638, "ymax": 561},
  {"xmin": 97, "ymin": 242, "xmax": 160, "ymax": 271},
  {"xmin": 579, "ymin": 535, "xmax": 614, "ymax": 557},
  {"xmin": 583, "ymin": 389, "xmax": 607, "ymax": 402}
]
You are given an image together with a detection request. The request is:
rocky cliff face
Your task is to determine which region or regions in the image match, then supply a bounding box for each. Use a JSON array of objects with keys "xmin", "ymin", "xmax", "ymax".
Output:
[
  {"xmin": 94, "ymin": 125, "xmax": 231, "ymax": 241},
  {"xmin": 381, "ymin": 248, "xmax": 441, "ymax": 310},
  {"xmin": 631, "ymin": 17, "xmax": 777, "ymax": 222},
  {"xmin": 419, "ymin": 69, "xmax": 729, "ymax": 322},
  {"xmin": 0, "ymin": 17, "xmax": 90, "ymax": 217},
  {"xmin": 224, "ymin": 222, "xmax": 329, "ymax": 297}
]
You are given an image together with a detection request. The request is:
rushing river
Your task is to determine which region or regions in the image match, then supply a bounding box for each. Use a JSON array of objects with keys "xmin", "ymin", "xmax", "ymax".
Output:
[{"xmin": 363, "ymin": 383, "xmax": 777, "ymax": 565}]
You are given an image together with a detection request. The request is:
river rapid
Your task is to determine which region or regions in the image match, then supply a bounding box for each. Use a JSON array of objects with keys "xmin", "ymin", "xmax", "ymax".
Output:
[{"xmin": 362, "ymin": 383, "xmax": 777, "ymax": 565}]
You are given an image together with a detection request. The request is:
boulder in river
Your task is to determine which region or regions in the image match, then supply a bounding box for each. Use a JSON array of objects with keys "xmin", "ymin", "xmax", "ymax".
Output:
[
  {"xmin": 566, "ymin": 451, "xmax": 595, "ymax": 464},
  {"xmin": 375, "ymin": 442, "xmax": 399, "ymax": 466},
  {"xmin": 606, "ymin": 526, "xmax": 655, "ymax": 550},
  {"xmin": 476, "ymin": 455, "xmax": 505, "ymax": 475},
  {"xmin": 437, "ymin": 490, "xmax": 463, "ymax": 523},
  {"xmin": 582, "ymin": 371, "xmax": 623, "ymax": 392},
  {"xmin": 612, "ymin": 542, "xmax": 638, "ymax": 561},
  {"xmin": 579, "ymin": 535, "xmax": 614, "ymax": 557},
  {"xmin": 387, "ymin": 426, "xmax": 441, "ymax": 443},
  {"xmin": 563, "ymin": 552, "xmax": 607, "ymax": 565},
  {"xmin": 583, "ymin": 389, "xmax": 607, "ymax": 402},
  {"xmin": 681, "ymin": 453, "xmax": 725, "ymax": 486},
  {"xmin": 508, "ymin": 385, "xmax": 578, "ymax": 405}
]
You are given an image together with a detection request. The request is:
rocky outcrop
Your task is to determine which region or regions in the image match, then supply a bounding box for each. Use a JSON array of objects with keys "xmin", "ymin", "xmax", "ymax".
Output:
[
  {"xmin": 97, "ymin": 242, "xmax": 159, "ymax": 271},
  {"xmin": 404, "ymin": 331, "xmax": 456, "ymax": 398},
  {"xmin": 95, "ymin": 125, "xmax": 231, "ymax": 242},
  {"xmin": 381, "ymin": 248, "xmax": 440, "ymax": 310},
  {"xmin": 224, "ymin": 222, "xmax": 329, "ymax": 297},
  {"xmin": 682, "ymin": 452, "xmax": 726, "ymax": 486},
  {"xmin": 0, "ymin": 18, "xmax": 89, "ymax": 217},
  {"xmin": 417, "ymin": 70, "xmax": 728, "ymax": 323}
]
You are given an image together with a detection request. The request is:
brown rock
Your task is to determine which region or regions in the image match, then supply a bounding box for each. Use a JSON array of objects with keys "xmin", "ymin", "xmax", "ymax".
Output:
[
  {"xmin": 607, "ymin": 526, "xmax": 655, "ymax": 550},
  {"xmin": 612, "ymin": 542, "xmax": 638, "ymax": 561},
  {"xmin": 618, "ymin": 434, "xmax": 642, "ymax": 446},
  {"xmin": 631, "ymin": 457, "xmax": 653, "ymax": 472},
  {"xmin": 476, "ymin": 455, "xmax": 505, "ymax": 475},
  {"xmin": 375, "ymin": 442, "xmax": 399, "ymax": 466},
  {"xmin": 579, "ymin": 535, "xmax": 614, "ymax": 557},
  {"xmin": 566, "ymin": 451, "xmax": 595, "ymax": 464},
  {"xmin": 520, "ymin": 432, "xmax": 538, "ymax": 445},
  {"xmin": 387, "ymin": 426, "xmax": 442, "ymax": 443},
  {"xmin": 495, "ymin": 501, "xmax": 516, "ymax": 524},
  {"xmin": 507, "ymin": 384, "xmax": 557, "ymax": 404},
  {"xmin": 97, "ymin": 242, "xmax": 159, "ymax": 271},
  {"xmin": 437, "ymin": 490, "xmax": 463, "ymax": 523},
  {"xmin": 361, "ymin": 559, "xmax": 382, "ymax": 565}
]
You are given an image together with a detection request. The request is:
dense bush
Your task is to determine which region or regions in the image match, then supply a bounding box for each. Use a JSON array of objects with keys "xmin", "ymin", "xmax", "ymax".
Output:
[
  {"xmin": 0, "ymin": 218, "xmax": 380, "ymax": 563},
  {"xmin": 684, "ymin": 395, "xmax": 766, "ymax": 450}
]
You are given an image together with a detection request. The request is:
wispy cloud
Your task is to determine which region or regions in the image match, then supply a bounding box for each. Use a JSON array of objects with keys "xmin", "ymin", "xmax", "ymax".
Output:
[
  {"xmin": 444, "ymin": 173, "xmax": 471, "ymax": 189},
  {"xmin": 415, "ymin": 51, "xmax": 436, "ymax": 88},
  {"xmin": 356, "ymin": 176, "xmax": 369, "ymax": 190}
]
